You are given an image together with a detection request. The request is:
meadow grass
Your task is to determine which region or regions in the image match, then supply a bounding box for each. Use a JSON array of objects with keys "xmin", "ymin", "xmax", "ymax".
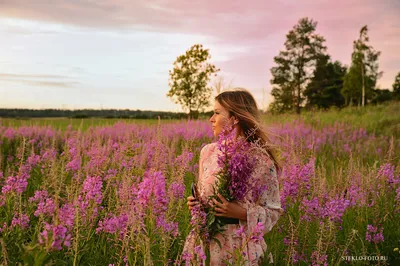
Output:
[{"xmin": 0, "ymin": 101, "xmax": 399, "ymax": 265}]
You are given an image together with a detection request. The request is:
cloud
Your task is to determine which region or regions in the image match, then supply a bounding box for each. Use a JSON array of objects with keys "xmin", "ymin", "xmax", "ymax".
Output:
[
  {"xmin": 0, "ymin": 73, "xmax": 71, "ymax": 79},
  {"xmin": 0, "ymin": 0, "xmax": 399, "ymax": 102},
  {"xmin": 0, "ymin": 72, "xmax": 80, "ymax": 88},
  {"xmin": 1, "ymin": 79, "xmax": 80, "ymax": 88},
  {"xmin": 1, "ymin": 1, "xmax": 399, "ymax": 55},
  {"xmin": 0, "ymin": 0, "xmax": 398, "ymax": 42}
]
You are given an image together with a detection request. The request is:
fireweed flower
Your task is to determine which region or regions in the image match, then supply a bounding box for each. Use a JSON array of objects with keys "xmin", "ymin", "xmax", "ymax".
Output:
[
  {"xmin": 1, "ymin": 172, "xmax": 30, "ymax": 195},
  {"xmin": 300, "ymin": 197, "xmax": 321, "ymax": 222},
  {"xmin": 85, "ymin": 145, "xmax": 109, "ymax": 173},
  {"xmin": 104, "ymin": 169, "xmax": 118, "ymax": 180},
  {"xmin": 300, "ymin": 194, "xmax": 350, "ymax": 225},
  {"xmin": 235, "ymin": 225, "xmax": 246, "ymax": 238},
  {"xmin": 229, "ymin": 222, "xmax": 266, "ymax": 262},
  {"xmin": 27, "ymin": 154, "xmax": 41, "ymax": 168},
  {"xmin": 283, "ymin": 237, "xmax": 299, "ymax": 246},
  {"xmin": 377, "ymin": 163, "xmax": 399, "ymax": 189},
  {"xmin": 96, "ymin": 213, "xmax": 129, "ymax": 238},
  {"xmin": 65, "ymin": 137, "xmax": 81, "ymax": 173},
  {"xmin": 34, "ymin": 197, "xmax": 56, "ymax": 217},
  {"xmin": 347, "ymin": 183, "xmax": 367, "ymax": 207},
  {"xmin": 280, "ymin": 158, "xmax": 315, "ymax": 210},
  {"xmin": 311, "ymin": 251, "xmax": 328, "ymax": 266},
  {"xmin": 11, "ymin": 213, "xmax": 30, "ymax": 229},
  {"xmin": 134, "ymin": 170, "xmax": 179, "ymax": 236},
  {"xmin": 204, "ymin": 124, "xmax": 258, "ymax": 240},
  {"xmin": 194, "ymin": 244, "xmax": 207, "ymax": 262},
  {"xmin": 29, "ymin": 190, "xmax": 55, "ymax": 218},
  {"xmin": 41, "ymin": 148, "xmax": 57, "ymax": 164},
  {"xmin": 78, "ymin": 176, "xmax": 103, "ymax": 222},
  {"xmin": 214, "ymin": 125, "xmax": 257, "ymax": 201},
  {"xmin": 181, "ymin": 242, "xmax": 206, "ymax": 266},
  {"xmin": 29, "ymin": 190, "xmax": 48, "ymax": 202},
  {"xmin": 156, "ymin": 214, "xmax": 179, "ymax": 237},
  {"xmin": 174, "ymin": 151, "xmax": 194, "ymax": 169},
  {"xmin": 195, "ymin": 125, "xmax": 260, "ymax": 243},
  {"xmin": 58, "ymin": 203, "xmax": 75, "ymax": 229},
  {"xmin": 181, "ymin": 251, "xmax": 194, "ymax": 266},
  {"xmin": 321, "ymin": 196, "xmax": 350, "ymax": 224},
  {"xmin": 39, "ymin": 222, "xmax": 71, "ymax": 251},
  {"xmin": 66, "ymin": 157, "xmax": 81, "ymax": 173},
  {"xmin": 136, "ymin": 170, "xmax": 168, "ymax": 215},
  {"xmin": 189, "ymin": 202, "xmax": 209, "ymax": 243},
  {"xmin": 366, "ymin": 224, "xmax": 384, "ymax": 244},
  {"xmin": 169, "ymin": 181, "xmax": 185, "ymax": 199},
  {"xmin": 250, "ymin": 222, "xmax": 265, "ymax": 242}
]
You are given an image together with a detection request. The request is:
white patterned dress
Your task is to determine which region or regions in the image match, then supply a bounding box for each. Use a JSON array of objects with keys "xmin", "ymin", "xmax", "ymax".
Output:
[{"xmin": 182, "ymin": 141, "xmax": 284, "ymax": 265}]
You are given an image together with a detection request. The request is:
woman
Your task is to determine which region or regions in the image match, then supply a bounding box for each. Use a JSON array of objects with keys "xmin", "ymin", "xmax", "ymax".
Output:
[{"xmin": 184, "ymin": 88, "xmax": 284, "ymax": 265}]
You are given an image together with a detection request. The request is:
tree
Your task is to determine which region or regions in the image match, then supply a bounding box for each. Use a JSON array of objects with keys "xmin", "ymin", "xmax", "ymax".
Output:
[
  {"xmin": 270, "ymin": 17, "xmax": 327, "ymax": 114},
  {"xmin": 268, "ymin": 84, "xmax": 294, "ymax": 114},
  {"xmin": 393, "ymin": 72, "xmax": 400, "ymax": 100},
  {"xmin": 370, "ymin": 88, "xmax": 393, "ymax": 104},
  {"xmin": 304, "ymin": 55, "xmax": 347, "ymax": 109},
  {"xmin": 342, "ymin": 63, "xmax": 362, "ymax": 106},
  {"xmin": 342, "ymin": 26, "xmax": 381, "ymax": 107},
  {"xmin": 167, "ymin": 44, "xmax": 219, "ymax": 119}
]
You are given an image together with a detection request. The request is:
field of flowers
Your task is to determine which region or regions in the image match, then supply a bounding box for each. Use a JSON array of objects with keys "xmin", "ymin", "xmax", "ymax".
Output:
[{"xmin": 0, "ymin": 102, "xmax": 399, "ymax": 265}]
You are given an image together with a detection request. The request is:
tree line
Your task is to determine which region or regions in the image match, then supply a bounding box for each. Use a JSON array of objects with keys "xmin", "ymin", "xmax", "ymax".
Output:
[
  {"xmin": 0, "ymin": 109, "xmax": 196, "ymax": 119},
  {"xmin": 166, "ymin": 18, "xmax": 400, "ymax": 116},
  {"xmin": 269, "ymin": 18, "xmax": 399, "ymax": 114}
]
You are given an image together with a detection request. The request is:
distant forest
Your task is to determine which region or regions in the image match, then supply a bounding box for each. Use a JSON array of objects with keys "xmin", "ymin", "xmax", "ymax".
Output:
[{"xmin": 0, "ymin": 108, "xmax": 215, "ymax": 119}]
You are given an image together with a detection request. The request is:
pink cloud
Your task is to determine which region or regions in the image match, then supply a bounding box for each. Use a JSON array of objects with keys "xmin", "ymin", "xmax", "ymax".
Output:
[{"xmin": 1, "ymin": 0, "xmax": 399, "ymax": 92}]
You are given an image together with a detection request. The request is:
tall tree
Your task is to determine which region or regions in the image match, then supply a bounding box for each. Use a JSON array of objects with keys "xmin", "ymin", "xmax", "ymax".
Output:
[
  {"xmin": 304, "ymin": 55, "xmax": 347, "ymax": 109},
  {"xmin": 342, "ymin": 26, "xmax": 381, "ymax": 107},
  {"xmin": 167, "ymin": 44, "xmax": 219, "ymax": 119},
  {"xmin": 393, "ymin": 72, "xmax": 400, "ymax": 100},
  {"xmin": 270, "ymin": 17, "xmax": 327, "ymax": 114}
]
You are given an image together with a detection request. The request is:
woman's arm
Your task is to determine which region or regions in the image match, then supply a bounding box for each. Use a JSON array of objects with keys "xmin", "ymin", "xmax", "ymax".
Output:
[
  {"xmin": 212, "ymin": 153, "xmax": 283, "ymax": 225},
  {"xmin": 212, "ymin": 194, "xmax": 248, "ymax": 220},
  {"xmin": 239, "ymin": 158, "xmax": 284, "ymax": 235}
]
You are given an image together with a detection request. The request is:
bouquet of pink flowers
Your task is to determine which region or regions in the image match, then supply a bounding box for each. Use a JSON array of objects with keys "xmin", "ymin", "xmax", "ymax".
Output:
[
  {"xmin": 185, "ymin": 124, "xmax": 260, "ymax": 265},
  {"xmin": 205, "ymin": 125, "xmax": 258, "ymax": 246}
]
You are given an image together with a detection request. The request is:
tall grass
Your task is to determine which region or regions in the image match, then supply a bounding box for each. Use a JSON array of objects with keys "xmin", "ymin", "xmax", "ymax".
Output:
[{"xmin": 0, "ymin": 102, "xmax": 399, "ymax": 265}]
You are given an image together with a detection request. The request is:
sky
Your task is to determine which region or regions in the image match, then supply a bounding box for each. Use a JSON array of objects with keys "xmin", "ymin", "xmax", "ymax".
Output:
[{"xmin": 1, "ymin": 0, "xmax": 399, "ymax": 112}]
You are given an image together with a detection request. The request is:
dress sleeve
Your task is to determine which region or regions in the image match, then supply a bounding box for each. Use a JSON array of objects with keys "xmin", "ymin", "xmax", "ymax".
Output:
[
  {"xmin": 196, "ymin": 144, "xmax": 208, "ymax": 188},
  {"xmin": 239, "ymin": 153, "xmax": 284, "ymax": 236}
]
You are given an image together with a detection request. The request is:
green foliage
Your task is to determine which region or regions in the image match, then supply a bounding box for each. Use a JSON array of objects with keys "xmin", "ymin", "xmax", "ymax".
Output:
[
  {"xmin": 393, "ymin": 72, "xmax": 400, "ymax": 100},
  {"xmin": 304, "ymin": 55, "xmax": 347, "ymax": 109},
  {"xmin": 167, "ymin": 44, "xmax": 220, "ymax": 119},
  {"xmin": 370, "ymin": 88, "xmax": 393, "ymax": 104},
  {"xmin": 342, "ymin": 25, "xmax": 382, "ymax": 106},
  {"xmin": 0, "ymin": 108, "xmax": 189, "ymax": 120},
  {"xmin": 270, "ymin": 17, "xmax": 327, "ymax": 114}
]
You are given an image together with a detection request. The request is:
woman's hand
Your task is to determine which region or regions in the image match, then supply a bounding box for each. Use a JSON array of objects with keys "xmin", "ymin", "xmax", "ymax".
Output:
[
  {"xmin": 211, "ymin": 194, "xmax": 247, "ymax": 221},
  {"xmin": 187, "ymin": 196, "xmax": 199, "ymax": 212}
]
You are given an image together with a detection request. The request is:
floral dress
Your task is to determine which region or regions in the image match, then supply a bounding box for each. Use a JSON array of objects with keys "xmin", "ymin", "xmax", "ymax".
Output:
[{"xmin": 182, "ymin": 142, "xmax": 284, "ymax": 265}]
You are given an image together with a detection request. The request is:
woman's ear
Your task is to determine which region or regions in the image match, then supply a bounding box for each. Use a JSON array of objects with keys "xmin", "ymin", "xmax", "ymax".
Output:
[{"xmin": 232, "ymin": 116, "xmax": 239, "ymax": 125}]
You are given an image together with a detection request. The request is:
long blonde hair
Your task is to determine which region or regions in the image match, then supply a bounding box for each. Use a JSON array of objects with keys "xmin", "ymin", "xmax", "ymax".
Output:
[{"xmin": 215, "ymin": 88, "xmax": 282, "ymax": 174}]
